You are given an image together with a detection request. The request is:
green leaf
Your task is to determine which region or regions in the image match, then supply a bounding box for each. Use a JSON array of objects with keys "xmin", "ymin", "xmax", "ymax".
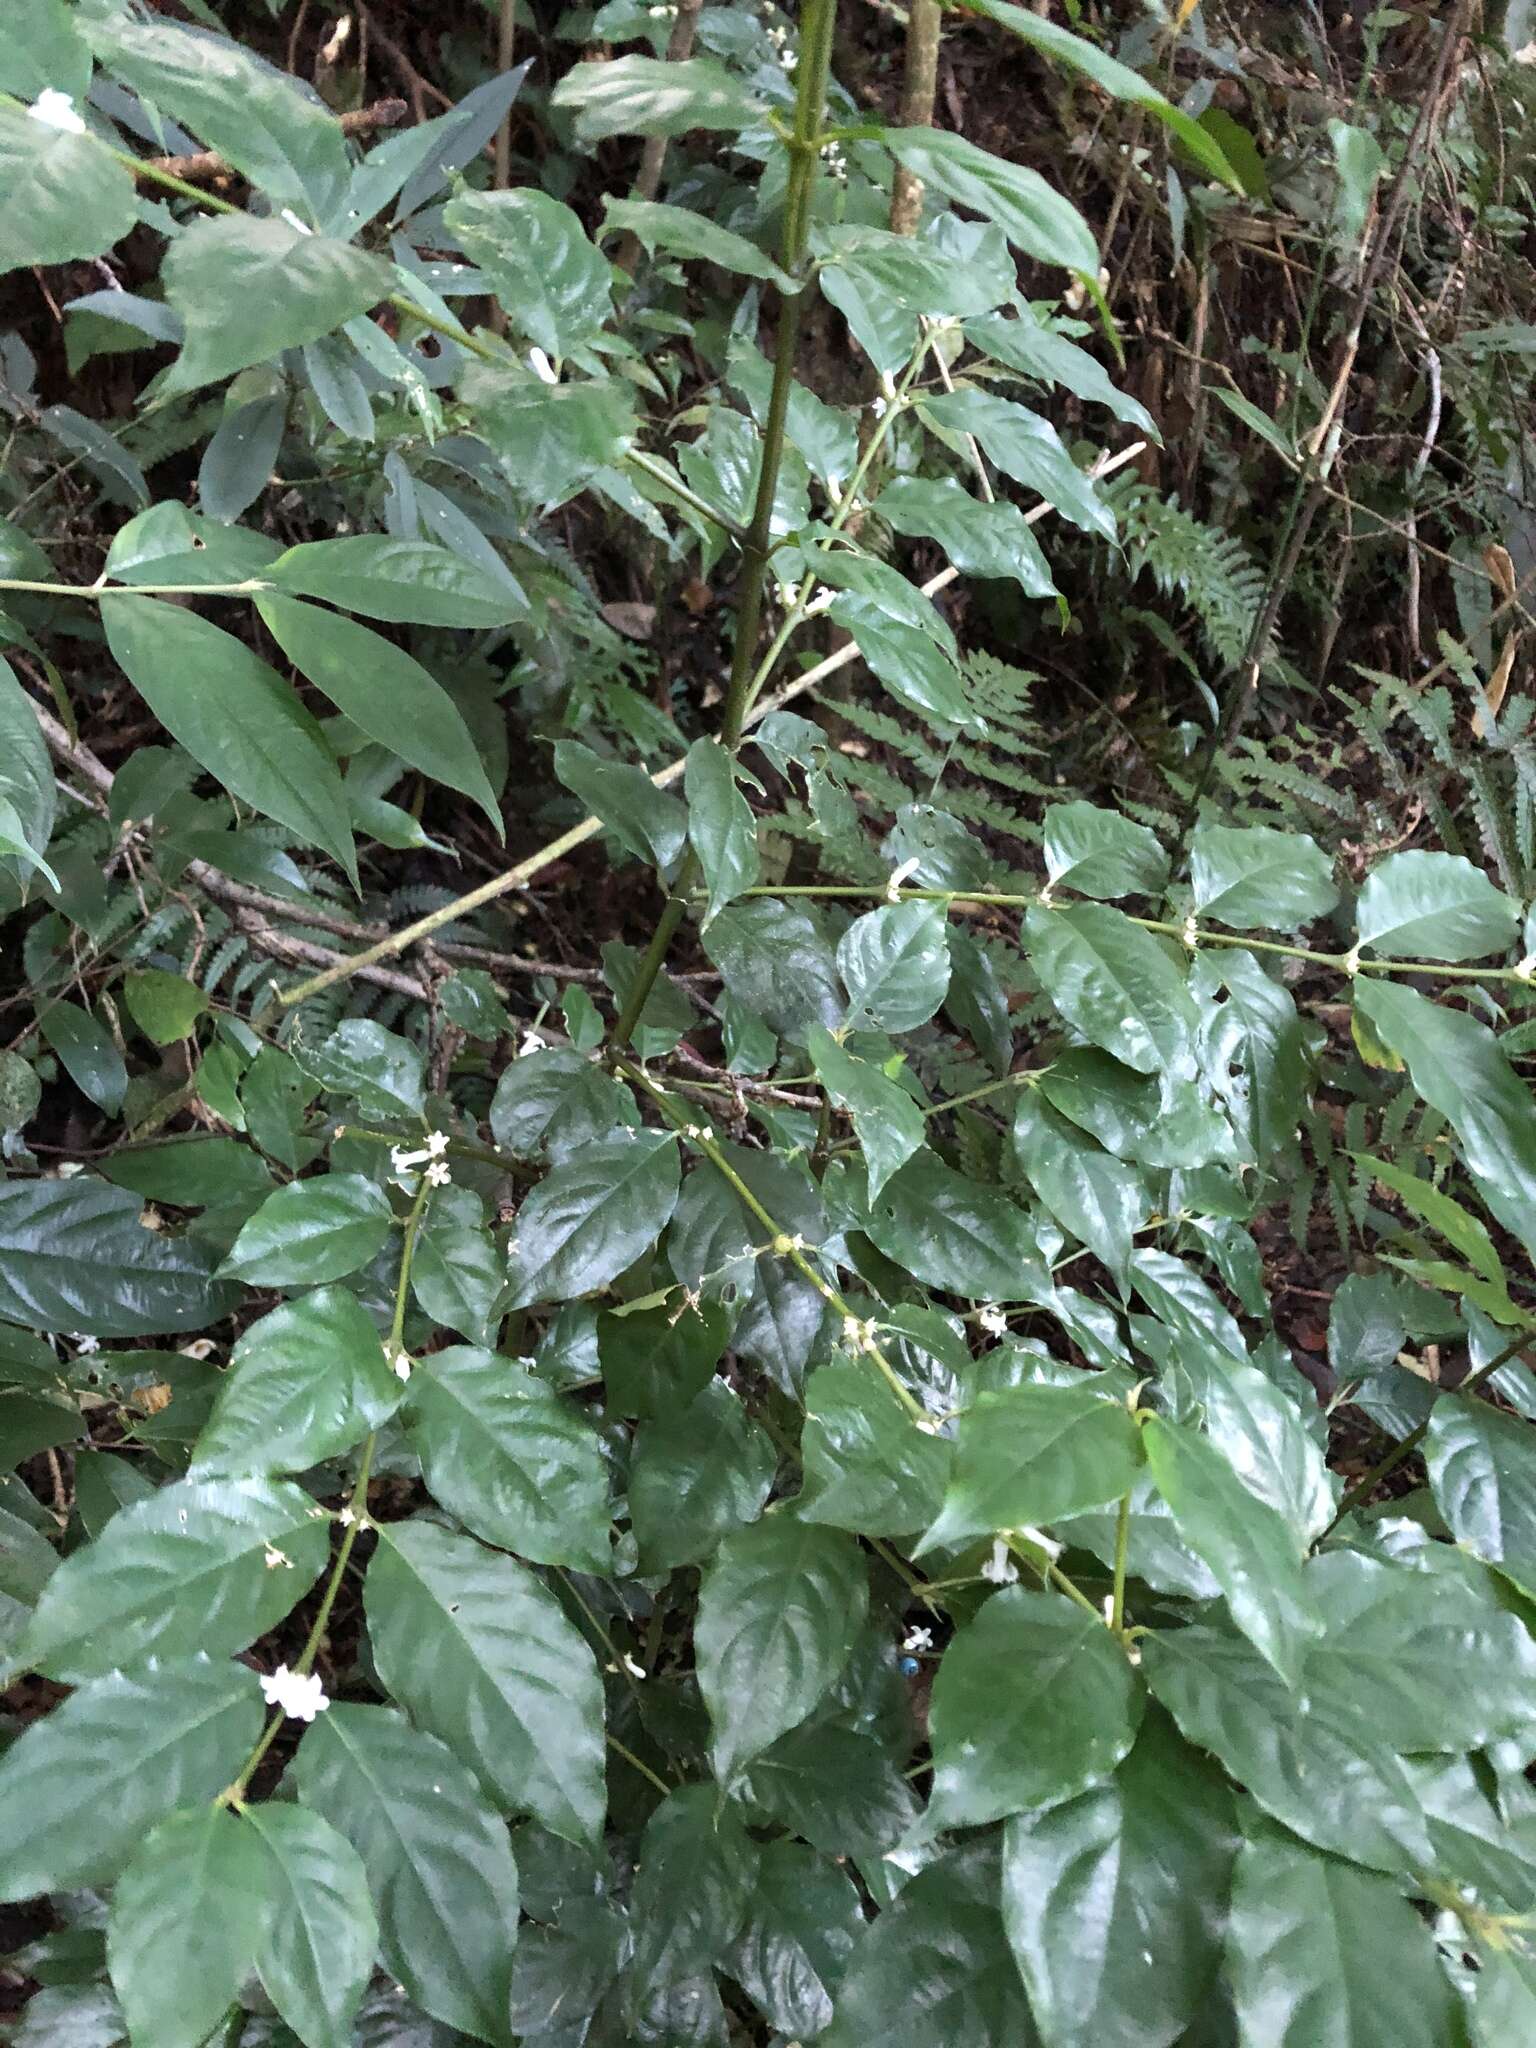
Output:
[
  {"xmin": 1189, "ymin": 823, "xmax": 1339, "ymax": 930},
  {"xmin": 1353, "ymin": 979, "xmax": 1536, "ymax": 1212},
  {"xmin": 727, "ymin": 1840, "xmax": 864, "ymax": 2041},
  {"xmin": 629, "ymin": 1378, "xmax": 776, "ymax": 1571},
  {"xmin": 405, "ymin": 1346, "xmax": 609, "ymax": 1573},
  {"xmin": 831, "ymin": 596, "xmax": 984, "ymax": 738},
  {"xmin": 1000, "ymin": 1707, "xmax": 1237, "ymax": 2048},
  {"xmin": 808, "ymin": 1026, "xmax": 926, "ymax": 1204},
  {"xmin": 838, "ymin": 900, "xmax": 952, "ymax": 1033},
  {"xmin": 599, "ymin": 1297, "xmax": 730, "ymax": 1419},
  {"xmin": 0, "ymin": 1052, "xmax": 40, "ymax": 1136},
  {"xmin": 823, "ymin": 1842, "xmax": 1038, "ymax": 2048},
  {"xmin": 742, "ymin": 1722, "xmax": 917, "ymax": 1859},
  {"xmin": 685, "ymin": 739, "xmax": 760, "ymax": 929},
  {"xmin": 490, "ymin": 1047, "xmax": 636, "ymax": 1163},
  {"xmin": 122, "ymin": 967, "xmax": 206, "ymax": 1047},
  {"xmin": 220, "ymin": 1173, "xmax": 393, "ymax": 1288},
  {"xmin": 89, "ymin": 16, "xmax": 350, "ymax": 218},
  {"xmin": 366, "ymin": 1519, "xmax": 606, "ymax": 1846},
  {"xmin": 1426, "ymin": 1395, "xmax": 1536, "ymax": 1599},
  {"xmin": 602, "ymin": 197, "xmax": 789, "ymax": 284},
  {"xmin": 1195, "ymin": 1360, "xmax": 1335, "ymax": 1546},
  {"xmin": 0, "ymin": 102, "xmax": 137, "ymax": 278},
  {"xmin": 696, "ymin": 1517, "xmax": 867, "ymax": 1783},
  {"xmin": 256, "ymin": 593, "xmax": 501, "ymax": 827},
  {"xmin": 267, "ymin": 535, "xmax": 525, "ymax": 628},
  {"xmin": 158, "ymin": 214, "xmax": 392, "ymax": 397},
  {"xmin": 1356, "ymin": 849, "xmax": 1520, "ymax": 962},
  {"xmin": 958, "ymin": 0, "xmax": 1243, "ymax": 188},
  {"xmin": 445, "ymin": 188, "xmax": 612, "ymax": 357},
  {"xmin": 1027, "ymin": 902, "xmax": 1197, "ymax": 1075},
  {"xmin": 0, "ymin": 1657, "xmax": 263, "ymax": 1898},
  {"xmin": 702, "ymin": 897, "xmax": 846, "ymax": 1044},
  {"xmin": 462, "ymin": 366, "xmax": 636, "ymax": 511},
  {"xmin": 504, "ymin": 1130, "xmax": 680, "ymax": 1308},
  {"xmin": 192, "ymin": 1286, "xmax": 405, "ymax": 1478},
  {"xmin": 102, "ymin": 596, "xmax": 356, "ymax": 884},
  {"xmin": 554, "ymin": 739, "xmax": 687, "ymax": 872},
  {"xmin": 921, "ymin": 388, "xmax": 1116, "ymax": 540},
  {"xmin": 247, "ymin": 1803, "xmax": 379, "ymax": 2048},
  {"xmin": 108, "ymin": 1809, "xmax": 268, "ymax": 2048},
  {"xmin": 798, "ymin": 1362, "xmax": 951, "ymax": 1536},
  {"xmin": 1142, "ymin": 1623, "xmax": 1434, "ymax": 1872},
  {"xmin": 1471, "ymin": 1949, "xmax": 1536, "ymax": 2045},
  {"xmin": 0, "ymin": 1175, "xmax": 230, "ymax": 1337},
  {"xmin": 1197, "ymin": 949, "xmax": 1310, "ymax": 1172},
  {"xmin": 1358, "ymin": 1154, "xmax": 1504, "ymax": 1285},
  {"xmin": 296, "ymin": 1704, "xmax": 519, "ymax": 2046},
  {"xmin": 299, "ymin": 1019, "xmax": 426, "ymax": 1122},
  {"xmin": 882, "ymin": 126, "xmax": 1098, "ymax": 272},
  {"xmin": 866, "ymin": 1148, "xmax": 1051, "ymax": 1303},
  {"xmin": 13, "ymin": 1475, "xmax": 331, "ymax": 1683},
  {"xmin": 918, "ymin": 1382, "xmax": 1144, "ymax": 1553},
  {"xmin": 875, "ymin": 473, "xmax": 1060, "ymax": 601},
  {"xmin": 0, "ymin": 654, "xmax": 55, "ymax": 886},
  {"xmin": 1043, "ymin": 800, "xmax": 1168, "ymax": 900},
  {"xmin": 1011, "ymin": 1092, "xmax": 1148, "ymax": 1286},
  {"xmin": 964, "ymin": 310, "xmax": 1158, "ymax": 432},
  {"xmin": 2, "ymin": 0, "xmax": 92, "ymax": 101},
  {"xmin": 1226, "ymin": 1816, "xmax": 1457, "ymax": 2048},
  {"xmin": 551, "ymin": 53, "xmax": 766, "ymax": 140},
  {"xmin": 411, "ymin": 1191, "xmax": 502, "ymax": 1347},
  {"xmin": 629, "ymin": 1784, "xmax": 759, "ymax": 1991},
  {"xmin": 105, "ymin": 501, "xmax": 281, "ymax": 588},
  {"xmin": 1143, "ymin": 1414, "xmax": 1321, "ymax": 1685}
]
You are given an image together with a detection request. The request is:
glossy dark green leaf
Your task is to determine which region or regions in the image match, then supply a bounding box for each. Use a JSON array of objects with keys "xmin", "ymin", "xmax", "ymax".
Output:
[
  {"xmin": 1000, "ymin": 1708, "xmax": 1237, "ymax": 2048},
  {"xmin": 256, "ymin": 594, "xmax": 500, "ymax": 827},
  {"xmin": 461, "ymin": 363, "xmax": 636, "ymax": 510},
  {"xmin": 685, "ymin": 738, "xmax": 760, "ymax": 928},
  {"xmin": 120, "ymin": 968, "xmax": 205, "ymax": 1048},
  {"xmin": 727, "ymin": 1840, "xmax": 864, "ymax": 2040},
  {"xmin": 1143, "ymin": 1414, "xmax": 1321, "ymax": 1685},
  {"xmin": 102, "ymin": 596, "xmax": 356, "ymax": 883},
  {"xmin": 1142, "ymin": 1623, "xmax": 1434, "ymax": 1871},
  {"xmin": 13, "ymin": 1475, "xmax": 331, "ymax": 1683},
  {"xmin": 37, "ymin": 1002, "xmax": 124, "ymax": 1115},
  {"xmin": 965, "ymin": 310, "xmax": 1159, "ymax": 431},
  {"xmin": 832, "ymin": 596, "xmax": 983, "ymax": 736},
  {"xmin": 1011, "ymin": 1091, "xmax": 1148, "ymax": 1285},
  {"xmin": 919, "ymin": 1382, "xmax": 1144, "ymax": 1553},
  {"xmin": 504, "ymin": 1131, "xmax": 679, "ymax": 1308},
  {"xmin": 922, "ymin": 388, "xmax": 1115, "ymax": 539},
  {"xmin": 1353, "ymin": 979, "xmax": 1536, "ymax": 1211},
  {"xmin": 297, "ymin": 1704, "xmax": 519, "ymax": 2046},
  {"xmin": 598, "ymin": 1297, "xmax": 730, "ymax": 1419},
  {"xmin": 1356, "ymin": 849, "xmax": 1519, "ymax": 962},
  {"xmin": 247, "ymin": 1803, "xmax": 378, "ymax": 2048},
  {"xmin": 0, "ymin": 1658, "xmax": 263, "ymax": 1897},
  {"xmin": 555, "ymin": 739, "xmax": 688, "ymax": 872},
  {"xmin": 1189, "ymin": 823, "xmax": 1338, "ymax": 931},
  {"xmin": 192, "ymin": 1285, "xmax": 405, "ymax": 1478},
  {"xmin": 603, "ymin": 198, "xmax": 788, "ymax": 284},
  {"xmin": 1195, "ymin": 1359, "xmax": 1334, "ymax": 1545},
  {"xmin": 883, "ymin": 127, "xmax": 1098, "ymax": 272},
  {"xmin": 1028, "ymin": 902, "xmax": 1197, "ymax": 1075},
  {"xmin": 366, "ymin": 1519, "xmax": 606, "ymax": 1845},
  {"xmin": 628, "ymin": 1378, "xmax": 775, "ymax": 1572},
  {"xmin": 928, "ymin": 1588, "xmax": 1144, "ymax": 1829},
  {"xmin": 551, "ymin": 53, "xmax": 766, "ymax": 140},
  {"xmin": 0, "ymin": 1176, "xmax": 230, "ymax": 1337},
  {"xmin": 220, "ymin": 1172, "xmax": 393, "ymax": 1287},
  {"xmin": 490, "ymin": 1047, "xmax": 634, "ymax": 1162},
  {"xmin": 823, "ymin": 1843, "xmax": 1038, "ymax": 2048},
  {"xmin": 0, "ymin": 653, "xmax": 54, "ymax": 885},
  {"xmin": 875, "ymin": 474, "xmax": 1059, "ymax": 600},
  {"xmin": 799, "ymin": 1362, "xmax": 951, "ymax": 1536},
  {"xmin": 411, "ymin": 1191, "xmax": 502, "ymax": 1347},
  {"xmin": 742, "ymin": 1721, "xmax": 918, "ymax": 1857},
  {"xmin": 808, "ymin": 1025, "xmax": 925, "ymax": 1202},
  {"xmin": 867, "ymin": 1148, "xmax": 1050, "ymax": 1303},
  {"xmin": 628, "ymin": 1784, "xmax": 758, "ymax": 1991},
  {"xmin": 1043, "ymin": 800, "xmax": 1167, "ymax": 900},
  {"xmin": 838, "ymin": 901, "xmax": 952, "ymax": 1034},
  {"xmin": 0, "ymin": 102, "xmax": 137, "ymax": 277},
  {"xmin": 445, "ymin": 188, "xmax": 612, "ymax": 356},
  {"xmin": 268, "ymin": 535, "xmax": 525, "ymax": 628},
  {"xmin": 405, "ymin": 1346, "xmax": 610, "ymax": 1572},
  {"xmin": 1196, "ymin": 949, "xmax": 1309, "ymax": 1171},
  {"xmin": 299, "ymin": 1019, "xmax": 425, "ymax": 1122},
  {"xmin": 696, "ymin": 1517, "xmax": 867, "ymax": 1783},
  {"xmin": 1225, "ymin": 1815, "xmax": 1456, "ymax": 2048},
  {"xmin": 108, "ymin": 1808, "xmax": 268, "ymax": 2048},
  {"xmin": 158, "ymin": 215, "xmax": 392, "ymax": 396},
  {"xmin": 702, "ymin": 898, "xmax": 846, "ymax": 1042},
  {"xmin": 1426, "ymin": 1394, "xmax": 1536, "ymax": 1598}
]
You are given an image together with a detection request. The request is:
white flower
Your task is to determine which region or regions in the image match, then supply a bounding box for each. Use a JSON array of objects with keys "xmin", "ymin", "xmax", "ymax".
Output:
[
  {"xmin": 29, "ymin": 89, "xmax": 85, "ymax": 135},
  {"xmin": 260, "ymin": 1664, "xmax": 330, "ymax": 1722},
  {"xmin": 1018, "ymin": 1524, "xmax": 1062, "ymax": 1563},
  {"xmin": 977, "ymin": 1304, "xmax": 1007, "ymax": 1338},
  {"xmin": 914, "ymin": 1413, "xmax": 943, "ymax": 1435},
  {"xmin": 68, "ymin": 1333, "xmax": 101, "ymax": 1355},
  {"xmin": 803, "ymin": 584, "xmax": 835, "ymax": 618},
  {"xmin": 424, "ymin": 1129, "xmax": 450, "ymax": 1157},
  {"xmin": 518, "ymin": 1027, "xmax": 546, "ymax": 1058},
  {"xmin": 262, "ymin": 1543, "xmax": 293, "ymax": 1570},
  {"xmin": 622, "ymin": 1653, "xmax": 646, "ymax": 1679},
  {"xmin": 901, "ymin": 1626, "xmax": 934, "ymax": 1653},
  {"xmin": 424, "ymin": 1157, "xmax": 452, "ymax": 1187},
  {"xmin": 390, "ymin": 1348, "xmax": 413, "ymax": 1382},
  {"xmin": 527, "ymin": 347, "xmax": 558, "ymax": 385},
  {"xmin": 981, "ymin": 1537, "xmax": 1019, "ymax": 1585},
  {"xmin": 885, "ymin": 855, "xmax": 922, "ymax": 902}
]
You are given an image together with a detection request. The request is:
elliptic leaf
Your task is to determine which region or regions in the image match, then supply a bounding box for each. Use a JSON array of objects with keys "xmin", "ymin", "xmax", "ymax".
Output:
[
  {"xmin": 1027, "ymin": 902, "xmax": 1198, "ymax": 1074},
  {"xmin": 0, "ymin": 103, "xmax": 137, "ymax": 277},
  {"xmin": 247, "ymin": 1804, "xmax": 379, "ymax": 2048},
  {"xmin": 503, "ymin": 1131, "xmax": 680, "ymax": 1308},
  {"xmin": 220, "ymin": 1172, "xmax": 393, "ymax": 1288},
  {"xmin": 551, "ymin": 54, "xmax": 766, "ymax": 141},
  {"xmin": 1356, "ymin": 850, "xmax": 1519, "ymax": 963},
  {"xmin": 108, "ymin": 1809, "xmax": 268, "ymax": 2048}
]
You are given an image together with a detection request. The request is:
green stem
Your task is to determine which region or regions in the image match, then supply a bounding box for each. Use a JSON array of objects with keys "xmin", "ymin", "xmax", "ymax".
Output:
[
  {"xmin": 0, "ymin": 578, "xmax": 268, "ymax": 600},
  {"xmin": 221, "ymin": 1177, "xmax": 433, "ymax": 1807},
  {"xmin": 1319, "ymin": 1329, "xmax": 1533, "ymax": 1542},
  {"xmin": 1110, "ymin": 1490, "xmax": 1132, "ymax": 1634}
]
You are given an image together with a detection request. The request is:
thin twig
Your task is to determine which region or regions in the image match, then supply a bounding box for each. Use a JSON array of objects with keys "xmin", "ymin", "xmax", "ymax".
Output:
[{"xmin": 144, "ymin": 98, "xmax": 406, "ymax": 183}]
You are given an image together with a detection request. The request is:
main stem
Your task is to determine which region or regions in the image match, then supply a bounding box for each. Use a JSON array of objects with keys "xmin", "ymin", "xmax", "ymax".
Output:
[{"xmin": 611, "ymin": 0, "xmax": 838, "ymax": 1048}]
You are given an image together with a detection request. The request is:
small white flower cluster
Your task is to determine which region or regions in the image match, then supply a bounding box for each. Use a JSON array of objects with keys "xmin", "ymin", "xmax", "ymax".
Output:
[
  {"xmin": 803, "ymin": 584, "xmax": 835, "ymax": 619},
  {"xmin": 647, "ymin": 3, "xmax": 677, "ymax": 15},
  {"xmin": 976, "ymin": 1304, "xmax": 1008, "ymax": 1338},
  {"xmin": 767, "ymin": 22, "xmax": 798, "ymax": 72},
  {"xmin": 901, "ymin": 1625, "xmax": 934, "ymax": 1654},
  {"xmin": 518, "ymin": 1026, "xmax": 547, "ymax": 1058},
  {"xmin": 841, "ymin": 1313, "xmax": 880, "ymax": 1355},
  {"xmin": 67, "ymin": 1332, "xmax": 101, "ymax": 1356},
  {"xmin": 260, "ymin": 1664, "xmax": 329, "ymax": 1722},
  {"xmin": 821, "ymin": 140, "xmax": 848, "ymax": 183},
  {"xmin": 391, "ymin": 1130, "xmax": 451, "ymax": 1188}
]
